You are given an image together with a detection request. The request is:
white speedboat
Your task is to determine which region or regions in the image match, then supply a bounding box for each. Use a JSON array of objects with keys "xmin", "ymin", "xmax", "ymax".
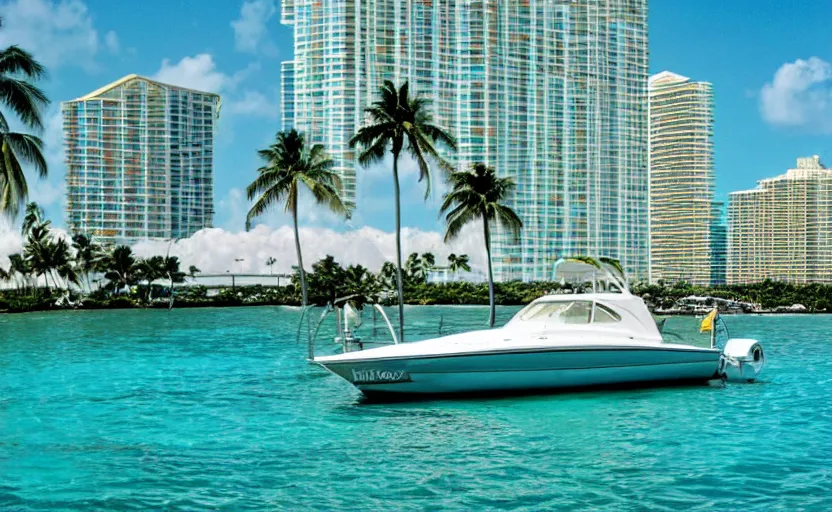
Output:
[{"xmin": 311, "ymin": 259, "xmax": 764, "ymax": 399}]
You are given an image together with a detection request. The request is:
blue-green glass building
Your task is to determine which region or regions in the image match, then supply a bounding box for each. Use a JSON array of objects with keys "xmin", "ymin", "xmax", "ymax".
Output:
[{"xmin": 282, "ymin": 0, "xmax": 649, "ymax": 281}]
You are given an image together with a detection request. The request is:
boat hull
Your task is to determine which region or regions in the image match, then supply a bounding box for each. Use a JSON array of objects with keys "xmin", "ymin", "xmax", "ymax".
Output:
[{"xmin": 318, "ymin": 346, "xmax": 721, "ymax": 397}]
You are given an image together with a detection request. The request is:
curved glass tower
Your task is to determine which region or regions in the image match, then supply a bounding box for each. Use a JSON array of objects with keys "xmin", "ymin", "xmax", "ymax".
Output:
[
  {"xmin": 648, "ymin": 71, "xmax": 715, "ymax": 286},
  {"xmin": 63, "ymin": 75, "xmax": 220, "ymax": 243}
]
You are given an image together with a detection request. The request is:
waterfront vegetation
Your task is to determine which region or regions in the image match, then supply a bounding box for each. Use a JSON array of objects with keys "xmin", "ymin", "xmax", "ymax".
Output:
[{"xmin": 4, "ymin": 237, "xmax": 832, "ymax": 314}]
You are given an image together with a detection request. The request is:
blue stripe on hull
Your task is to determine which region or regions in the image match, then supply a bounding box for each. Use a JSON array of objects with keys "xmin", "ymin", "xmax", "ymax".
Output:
[{"xmin": 321, "ymin": 348, "xmax": 721, "ymax": 396}]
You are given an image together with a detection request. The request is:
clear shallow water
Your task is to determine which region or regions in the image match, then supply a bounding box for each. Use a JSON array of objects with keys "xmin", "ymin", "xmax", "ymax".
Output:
[{"xmin": 1, "ymin": 307, "xmax": 831, "ymax": 511}]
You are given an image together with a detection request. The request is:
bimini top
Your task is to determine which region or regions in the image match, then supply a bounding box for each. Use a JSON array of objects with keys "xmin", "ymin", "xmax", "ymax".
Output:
[
  {"xmin": 505, "ymin": 292, "xmax": 662, "ymax": 340},
  {"xmin": 553, "ymin": 257, "xmax": 629, "ymax": 293}
]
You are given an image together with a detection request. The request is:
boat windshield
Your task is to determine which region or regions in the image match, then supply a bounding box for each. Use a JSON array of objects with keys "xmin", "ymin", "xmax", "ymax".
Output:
[{"xmin": 514, "ymin": 300, "xmax": 622, "ymax": 325}]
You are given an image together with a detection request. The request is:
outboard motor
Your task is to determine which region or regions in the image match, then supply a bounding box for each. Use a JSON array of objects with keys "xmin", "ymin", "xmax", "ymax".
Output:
[{"xmin": 719, "ymin": 339, "xmax": 764, "ymax": 382}]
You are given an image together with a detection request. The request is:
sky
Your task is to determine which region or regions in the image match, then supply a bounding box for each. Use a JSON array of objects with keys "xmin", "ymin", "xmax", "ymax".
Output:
[{"xmin": 0, "ymin": 0, "xmax": 830, "ymax": 274}]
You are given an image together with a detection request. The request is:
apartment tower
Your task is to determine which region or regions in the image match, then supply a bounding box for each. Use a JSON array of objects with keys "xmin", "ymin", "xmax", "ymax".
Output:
[
  {"xmin": 728, "ymin": 156, "xmax": 832, "ymax": 284},
  {"xmin": 63, "ymin": 75, "xmax": 220, "ymax": 243},
  {"xmin": 648, "ymin": 71, "xmax": 715, "ymax": 286},
  {"xmin": 281, "ymin": 0, "xmax": 649, "ymax": 281}
]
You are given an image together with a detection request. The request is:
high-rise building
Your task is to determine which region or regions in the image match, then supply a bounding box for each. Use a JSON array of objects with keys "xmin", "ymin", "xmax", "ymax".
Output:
[
  {"xmin": 710, "ymin": 202, "xmax": 727, "ymax": 285},
  {"xmin": 63, "ymin": 74, "xmax": 220, "ymax": 243},
  {"xmin": 728, "ymin": 156, "xmax": 832, "ymax": 284},
  {"xmin": 281, "ymin": 0, "xmax": 649, "ymax": 282},
  {"xmin": 648, "ymin": 71, "xmax": 715, "ymax": 286}
]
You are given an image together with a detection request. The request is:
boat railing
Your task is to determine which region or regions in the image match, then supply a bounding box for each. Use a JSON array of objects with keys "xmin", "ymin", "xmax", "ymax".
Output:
[{"xmin": 302, "ymin": 295, "xmax": 404, "ymax": 360}]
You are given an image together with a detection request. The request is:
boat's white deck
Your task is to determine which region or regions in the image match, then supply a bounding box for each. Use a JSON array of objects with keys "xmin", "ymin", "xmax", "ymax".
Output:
[{"xmin": 315, "ymin": 328, "xmax": 715, "ymax": 363}]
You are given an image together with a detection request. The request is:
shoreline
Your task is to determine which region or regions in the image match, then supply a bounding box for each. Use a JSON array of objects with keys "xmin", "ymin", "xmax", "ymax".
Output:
[{"xmin": 0, "ymin": 300, "xmax": 825, "ymax": 316}]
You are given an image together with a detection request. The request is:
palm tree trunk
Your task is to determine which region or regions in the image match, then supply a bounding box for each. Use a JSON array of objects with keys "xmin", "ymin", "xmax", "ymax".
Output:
[
  {"xmin": 483, "ymin": 213, "xmax": 496, "ymax": 328},
  {"xmin": 292, "ymin": 195, "xmax": 308, "ymax": 307},
  {"xmin": 50, "ymin": 270, "xmax": 63, "ymax": 291},
  {"xmin": 393, "ymin": 154, "xmax": 405, "ymax": 342}
]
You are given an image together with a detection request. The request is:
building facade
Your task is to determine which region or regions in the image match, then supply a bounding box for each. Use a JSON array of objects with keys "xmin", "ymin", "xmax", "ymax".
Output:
[
  {"xmin": 648, "ymin": 71, "xmax": 715, "ymax": 286},
  {"xmin": 281, "ymin": 0, "xmax": 649, "ymax": 282},
  {"xmin": 728, "ymin": 156, "xmax": 832, "ymax": 284},
  {"xmin": 710, "ymin": 202, "xmax": 727, "ymax": 285},
  {"xmin": 63, "ymin": 75, "xmax": 219, "ymax": 243}
]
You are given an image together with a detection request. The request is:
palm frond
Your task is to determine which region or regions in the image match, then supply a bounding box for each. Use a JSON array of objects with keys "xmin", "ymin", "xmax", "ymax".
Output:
[
  {"xmin": 0, "ymin": 46, "xmax": 47, "ymax": 80},
  {"xmin": 565, "ymin": 256, "xmax": 602, "ymax": 268},
  {"xmin": 443, "ymin": 203, "xmax": 479, "ymax": 243},
  {"xmin": 246, "ymin": 169, "xmax": 291, "ymax": 201},
  {"xmin": 0, "ymin": 138, "xmax": 27, "ymax": 216},
  {"xmin": 355, "ymin": 134, "xmax": 389, "ymax": 167},
  {"xmin": 492, "ymin": 203, "xmax": 523, "ymax": 241},
  {"xmin": 4, "ymin": 132, "xmax": 46, "ymax": 177},
  {"xmin": 405, "ymin": 133, "xmax": 432, "ymax": 198},
  {"xmin": 599, "ymin": 257, "xmax": 625, "ymax": 277},
  {"xmin": 440, "ymin": 162, "xmax": 522, "ymax": 244},
  {"xmin": 0, "ymin": 76, "xmax": 48, "ymax": 130},
  {"xmin": 420, "ymin": 122, "xmax": 457, "ymax": 151}
]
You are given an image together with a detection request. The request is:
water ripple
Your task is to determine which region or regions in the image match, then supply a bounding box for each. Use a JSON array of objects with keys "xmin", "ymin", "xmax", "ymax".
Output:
[{"xmin": 1, "ymin": 309, "xmax": 831, "ymax": 510}]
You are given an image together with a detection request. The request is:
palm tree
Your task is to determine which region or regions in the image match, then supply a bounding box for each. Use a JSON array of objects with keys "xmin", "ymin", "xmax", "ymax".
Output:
[
  {"xmin": 405, "ymin": 252, "xmax": 436, "ymax": 283},
  {"xmin": 246, "ymin": 129, "xmax": 349, "ymax": 307},
  {"xmin": 8, "ymin": 253, "xmax": 29, "ymax": 293},
  {"xmin": 72, "ymin": 234, "xmax": 103, "ymax": 292},
  {"xmin": 420, "ymin": 252, "xmax": 435, "ymax": 279},
  {"xmin": 447, "ymin": 253, "xmax": 471, "ymax": 274},
  {"xmin": 188, "ymin": 265, "xmax": 200, "ymax": 278},
  {"xmin": 51, "ymin": 238, "xmax": 78, "ymax": 290},
  {"xmin": 23, "ymin": 221, "xmax": 53, "ymax": 290},
  {"xmin": 265, "ymin": 257, "xmax": 276, "ymax": 275},
  {"xmin": 440, "ymin": 163, "xmax": 523, "ymax": 327},
  {"xmin": 378, "ymin": 262, "xmax": 397, "ymax": 291},
  {"xmin": 0, "ymin": 35, "xmax": 50, "ymax": 218},
  {"xmin": 21, "ymin": 202, "xmax": 44, "ymax": 236},
  {"xmin": 349, "ymin": 80, "xmax": 456, "ymax": 341},
  {"xmin": 0, "ymin": 265, "xmax": 9, "ymax": 289},
  {"xmin": 405, "ymin": 252, "xmax": 422, "ymax": 281},
  {"xmin": 104, "ymin": 245, "xmax": 137, "ymax": 292}
]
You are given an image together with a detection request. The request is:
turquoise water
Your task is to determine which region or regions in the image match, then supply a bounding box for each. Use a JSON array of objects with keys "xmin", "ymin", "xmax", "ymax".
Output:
[{"xmin": 1, "ymin": 307, "xmax": 831, "ymax": 511}]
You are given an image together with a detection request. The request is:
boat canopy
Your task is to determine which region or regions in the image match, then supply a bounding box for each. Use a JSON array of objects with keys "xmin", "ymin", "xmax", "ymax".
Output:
[
  {"xmin": 553, "ymin": 258, "xmax": 629, "ymax": 293},
  {"xmin": 507, "ymin": 292, "xmax": 662, "ymax": 340}
]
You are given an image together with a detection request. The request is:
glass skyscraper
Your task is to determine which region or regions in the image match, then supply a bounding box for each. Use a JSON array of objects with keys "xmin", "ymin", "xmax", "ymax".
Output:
[
  {"xmin": 648, "ymin": 71, "xmax": 715, "ymax": 286},
  {"xmin": 282, "ymin": 0, "xmax": 649, "ymax": 281},
  {"xmin": 63, "ymin": 74, "xmax": 220, "ymax": 243}
]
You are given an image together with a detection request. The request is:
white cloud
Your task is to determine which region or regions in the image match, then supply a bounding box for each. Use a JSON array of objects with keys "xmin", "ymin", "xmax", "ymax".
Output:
[
  {"xmin": 0, "ymin": 219, "xmax": 23, "ymax": 270},
  {"xmin": 225, "ymin": 90, "xmax": 279, "ymax": 118},
  {"xmin": 760, "ymin": 57, "xmax": 832, "ymax": 133},
  {"xmin": 153, "ymin": 54, "xmax": 236, "ymax": 94},
  {"xmin": 153, "ymin": 56, "xmax": 272, "ymax": 119},
  {"xmin": 0, "ymin": 0, "xmax": 115, "ymax": 70},
  {"xmin": 104, "ymin": 30, "xmax": 119, "ymax": 54},
  {"xmin": 231, "ymin": 0, "xmax": 277, "ymax": 54},
  {"xmin": 130, "ymin": 223, "xmax": 486, "ymax": 275},
  {"xmin": 0, "ymin": 221, "xmax": 487, "ymax": 286}
]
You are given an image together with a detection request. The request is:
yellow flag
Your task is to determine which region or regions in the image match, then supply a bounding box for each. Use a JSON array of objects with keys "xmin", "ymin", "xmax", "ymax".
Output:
[{"xmin": 700, "ymin": 308, "xmax": 718, "ymax": 333}]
